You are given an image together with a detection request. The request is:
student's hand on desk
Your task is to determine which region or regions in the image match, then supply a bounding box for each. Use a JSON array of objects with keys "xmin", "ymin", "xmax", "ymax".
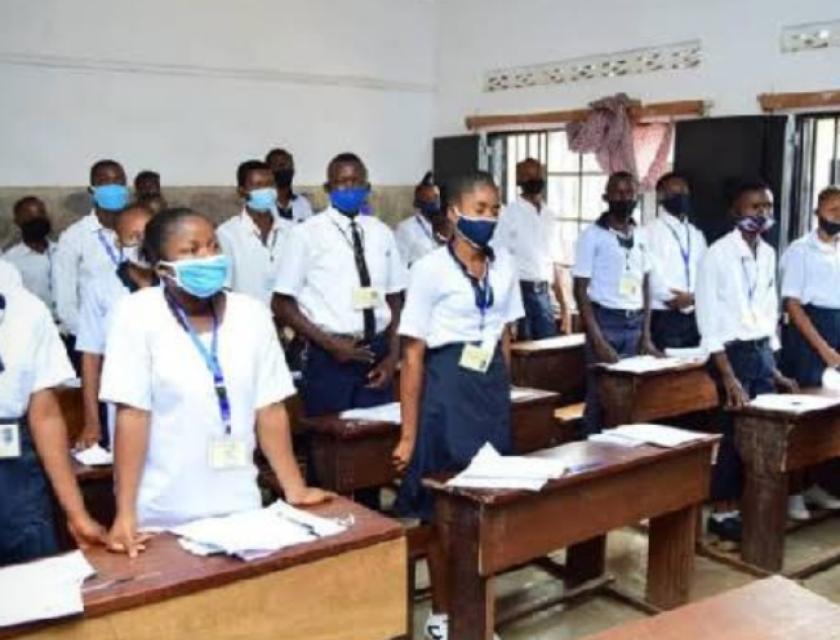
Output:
[
  {"xmin": 67, "ymin": 512, "xmax": 108, "ymax": 550},
  {"xmin": 328, "ymin": 337, "xmax": 376, "ymax": 365},
  {"xmin": 593, "ymin": 340, "xmax": 620, "ymax": 364},
  {"xmin": 824, "ymin": 350, "xmax": 840, "ymax": 370},
  {"xmin": 666, "ymin": 290, "xmax": 694, "ymax": 311},
  {"xmin": 722, "ymin": 374, "xmax": 750, "ymax": 409},
  {"xmin": 107, "ymin": 515, "xmax": 153, "ymax": 558},
  {"xmin": 75, "ymin": 423, "xmax": 103, "ymax": 450},
  {"xmin": 559, "ymin": 311, "xmax": 573, "ymax": 335},
  {"xmin": 366, "ymin": 355, "xmax": 398, "ymax": 389},
  {"xmin": 285, "ymin": 486, "xmax": 336, "ymax": 506},
  {"xmin": 774, "ymin": 372, "xmax": 799, "ymax": 394},
  {"xmin": 392, "ymin": 437, "xmax": 415, "ymax": 473},
  {"xmin": 641, "ymin": 340, "xmax": 665, "ymax": 358}
]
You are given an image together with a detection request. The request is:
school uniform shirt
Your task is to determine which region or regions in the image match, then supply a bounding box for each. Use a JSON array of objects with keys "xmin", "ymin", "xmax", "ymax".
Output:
[
  {"xmin": 0, "ymin": 284, "xmax": 75, "ymax": 419},
  {"xmin": 287, "ymin": 194, "xmax": 314, "ymax": 222},
  {"xmin": 695, "ymin": 229, "xmax": 780, "ymax": 353},
  {"xmin": 399, "ymin": 246, "xmax": 525, "ymax": 348},
  {"xmin": 395, "ymin": 214, "xmax": 440, "ymax": 268},
  {"xmin": 643, "ymin": 213, "xmax": 707, "ymax": 312},
  {"xmin": 781, "ymin": 230, "xmax": 840, "ymax": 309},
  {"xmin": 572, "ymin": 218, "xmax": 651, "ymax": 311},
  {"xmin": 273, "ymin": 207, "xmax": 408, "ymax": 335},
  {"xmin": 99, "ymin": 288, "xmax": 296, "ymax": 528},
  {"xmin": 493, "ymin": 198, "xmax": 561, "ymax": 283},
  {"xmin": 0, "ymin": 259, "xmax": 22, "ymax": 289},
  {"xmin": 217, "ymin": 209, "xmax": 294, "ymax": 306},
  {"xmin": 2, "ymin": 242, "xmax": 57, "ymax": 316},
  {"xmin": 52, "ymin": 212, "xmax": 122, "ymax": 336},
  {"xmin": 75, "ymin": 268, "xmax": 129, "ymax": 356}
]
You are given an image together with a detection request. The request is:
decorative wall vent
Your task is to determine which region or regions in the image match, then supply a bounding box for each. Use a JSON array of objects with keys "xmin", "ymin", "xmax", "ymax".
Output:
[
  {"xmin": 781, "ymin": 20, "xmax": 840, "ymax": 53},
  {"xmin": 484, "ymin": 40, "xmax": 701, "ymax": 93}
]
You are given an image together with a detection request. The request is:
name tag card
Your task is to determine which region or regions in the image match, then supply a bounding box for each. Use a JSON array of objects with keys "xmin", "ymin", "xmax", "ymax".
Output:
[
  {"xmin": 208, "ymin": 437, "xmax": 248, "ymax": 470},
  {"xmin": 460, "ymin": 344, "xmax": 493, "ymax": 374},
  {"xmin": 353, "ymin": 287, "xmax": 381, "ymax": 310},
  {"xmin": 619, "ymin": 275, "xmax": 641, "ymax": 299},
  {"xmin": 0, "ymin": 423, "xmax": 21, "ymax": 459}
]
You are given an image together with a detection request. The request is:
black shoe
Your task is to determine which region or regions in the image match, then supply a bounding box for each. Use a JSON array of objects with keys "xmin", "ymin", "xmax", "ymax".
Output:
[{"xmin": 707, "ymin": 515, "xmax": 742, "ymax": 542}]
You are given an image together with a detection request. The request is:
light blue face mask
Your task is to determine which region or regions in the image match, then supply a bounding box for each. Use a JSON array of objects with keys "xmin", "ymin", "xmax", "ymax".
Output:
[
  {"xmin": 246, "ymin": 187, "xmax": 278, "ymax": 213},
  {"xmin": 92, "ymin": 184, "xmax": 130, "ymax": 212},
  {"xmin": 160, "ymin": 254, "xmax": 230, "ymax": 299}
]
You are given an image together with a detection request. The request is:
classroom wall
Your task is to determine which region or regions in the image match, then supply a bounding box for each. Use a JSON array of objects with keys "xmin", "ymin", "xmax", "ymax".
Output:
[{"xmin": 434, "ymin": 0, "xmax": 840, "ymax": 134}]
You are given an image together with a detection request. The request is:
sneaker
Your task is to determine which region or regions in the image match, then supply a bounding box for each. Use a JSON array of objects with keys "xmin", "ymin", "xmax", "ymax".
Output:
[
  {"xmin": 707, "ymin": 514, "xmax": 742, "ymax": 542},
  {"xmin": 788, "ymin": 494, "xmax": 812, "ymax": 521},
  {"xmin": 424, "ymin": 613, "xmax": 501, "ymax": 640},
  {"xmin": 804, "ymin": 485, "xmax": 840, "ymax": 510}
]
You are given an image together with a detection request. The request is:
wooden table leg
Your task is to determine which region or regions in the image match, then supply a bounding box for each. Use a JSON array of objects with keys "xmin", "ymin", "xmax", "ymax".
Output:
[
  {"xmin": 448, "ymin": 502, "xmax": 495, "ymax": 640},
  {"xmin": 647, "ymin": 505, "xmax": 697, "ymax": 609},
  {"xmin": 741, "ymin": 468, "xmax": 788, "ymax": 573},
  {"xmin": 565, "ymin": 535, "xmax": 607, "ymax": 589}
]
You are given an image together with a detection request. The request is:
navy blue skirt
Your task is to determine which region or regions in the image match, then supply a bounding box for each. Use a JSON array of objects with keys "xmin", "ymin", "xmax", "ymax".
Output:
[
  {"xmin": 394, "ymin": 342, "xmax": 512, "ymax": 522},
  {"xmin": 782, "ymin": 305, "xmax": 840, "ymax": 387}
]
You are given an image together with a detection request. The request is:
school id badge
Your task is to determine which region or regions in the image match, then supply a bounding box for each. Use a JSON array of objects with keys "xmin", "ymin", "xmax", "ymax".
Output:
[
  {"xmin": 208, "ymin": 436, "xmax": 248, "ymax": 470},
  {"xmin": 0, "ymin": 422, "xmax": 21, "ymax": 459},
  {"xmin": 619, "ymin": 275, "xmax": 641, "ymax": 299},
  {"xmin": 459, "ymin": 341, "xmax": 495, "ymax": 374},
  {"xmin": 352, "ymin": 287, "xmax": 381, "ymax": 310}
]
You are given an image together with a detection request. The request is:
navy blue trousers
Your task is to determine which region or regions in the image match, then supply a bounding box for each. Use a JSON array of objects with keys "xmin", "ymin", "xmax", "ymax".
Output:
[
  {"xmin": 710, "ymin": 340, "xmax": 775, "ymax": 502},
  {"xmin": 518, "ymin": 282, "xmax": 557, "ymax": 341},
  {"xmin": 583, "ymin": 305, "xmax": 644, "ymax": 434},
  {"xmin": 651, "ymin": 310, "xmax": 700, "ymax": 351},
  {"xmin": 0, "ymin": 419, "xmax": 58, "ymax": 567},
  {"xmin": 782, "ymin": 305, "xmax": 840, "ymax": 388}
]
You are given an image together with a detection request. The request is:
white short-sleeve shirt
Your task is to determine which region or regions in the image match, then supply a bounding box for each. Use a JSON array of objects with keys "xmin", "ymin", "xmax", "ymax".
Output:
[
  {"xmin": 643, "ymin": 213, "xmax": 708, "ymax": 312},
  {"xmin": 273, "ymin": 208, "xmax": 408, "ymax": 335},
  {"xmin": 217, "ymin": 209, "xmax": 294, "ymax": 306},
  {"xmin": 76, "ymin": 268, "xmax": 129, "ymax": 355},
  {"xmin": 0, "ymin": 284, "xmax": 75, "ymax": 418},
  {"xmin": 288, "ymin": 194, "xmax": 314, "ymax": 222},
  {"xmin": 99, "ymin": 288, "xmax": 296, "ymax": 528},
  {"xmin": 781, "ymin": 230, "xmax": 840, "ymax": 309},
  {"xmin": 0, "ymin": 259, "xmax": 22, "ymax": 289},
  {"xmin": 493, "ymin": 198, "xmax": 561, "ymax": 282},
  {"xmin": 395, "ymin": 214, "xmax": 440, "ymax": 268},
  {"xmin": 2, "ymin": 241, "xmax": 57, "ymax": 316},
  {"xmin": 399, "ymin": 246, "xmax": 525, "ymax": 348},
  {"xmin": 572, "ymin": 217, "xmax": 651, "ymax": 310}
]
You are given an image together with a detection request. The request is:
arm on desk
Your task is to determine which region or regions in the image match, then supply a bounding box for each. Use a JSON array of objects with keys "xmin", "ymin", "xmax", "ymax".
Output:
[
  {"xmin": 573, "ymin": 277, "xmax": 619, "ymax": 364},
  {"xmin": 28, "ymin": 388, "xmax": 107, "ymax": 550},
  {"xmin": 393, "ymin": 337, "xmax": 425, "ymax": 473},
  {"xmin": 710, "ymin": 351, "xmax": 749, "ymax": 409}
]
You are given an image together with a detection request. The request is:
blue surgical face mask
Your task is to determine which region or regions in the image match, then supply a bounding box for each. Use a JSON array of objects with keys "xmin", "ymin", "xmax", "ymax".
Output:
[
  {"xmin": 455, "ymin": 211, "xmax": 497, "ymax": 249},
  {"xmin": 92, "ymin": 184, "xmax": 130, "ymax": 212},
  {"xmin": 330, "ymin": 186, "xmax": 369, "ymax": 216},
  {"xmin": 160, "ymin": 254, "xmax": 229, "ymax": 299},
  {"xmin": 246, "ymin": 187, "xmax": 278, "ymax": 213},
  {"xmin": 416, "ymin": 199, "xmax": 442, "ymax": 218}
]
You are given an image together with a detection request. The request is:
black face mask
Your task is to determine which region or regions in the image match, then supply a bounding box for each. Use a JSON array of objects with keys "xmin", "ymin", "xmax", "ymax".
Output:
[
  {"xmin": 818, "ymin": 215, "xmax": 840, "ymax": 237},
  {"xmin": 661, "ymin": 193, "xmax": 691, "ymax": 217},
  {"xmin": 519, "ymin": 178, "xmax": 545, "ymax": 196},
  {"xmin": 20, "ymin": 217, "xmax": 52, "ymax": 243},
  {"xmin": 607, "ymin": 199, "xmax": 637, "ymax": 220},
  {"xmin": 274, "ymin": 169, "xmax": 294, "ymax": 189}
]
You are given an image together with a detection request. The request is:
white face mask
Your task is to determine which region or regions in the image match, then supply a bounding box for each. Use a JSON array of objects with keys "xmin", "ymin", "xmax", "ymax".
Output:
[{"xmin": 121, "ymin": 244, "xmax": 150, "ymax": 269}]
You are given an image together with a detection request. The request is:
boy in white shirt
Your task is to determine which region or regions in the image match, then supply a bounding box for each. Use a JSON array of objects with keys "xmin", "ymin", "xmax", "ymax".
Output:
[
  {"xmin": 265, "ymin": 148, "xmax": 314, "ymax": 222},
  {"xmin": 394, "ymin": 172, "xmax": 451, "ymax": 268}
]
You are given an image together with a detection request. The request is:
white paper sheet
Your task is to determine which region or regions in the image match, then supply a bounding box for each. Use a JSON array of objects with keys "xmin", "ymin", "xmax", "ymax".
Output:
[
  {"xmin": 664, "ymin": 347, "xmax": 709, "ymax": 362},
  {"xmin": 446, "ymin": 443, "xmax": 566, "ymax": 491},
  {"xmin": 0, "ymin": 551, "xmax": 95, "ymax": 628},
  {"xmin": 588, "ymin": 432, "xmax": 646, "ymax": 448},
  {"xmin": 72, "ymin": 444, "xmax": 113, "ymax": 467},
  {"xmin": 510, "ymin": 387, "xmax": 540, "ymax": 401},
  {"xmin": 750, "ymin": 394, "xmax": 840, "ymax": 414},
  {"xmin": 605, "ymin": 424, "xmax": 707, "ymax": 448},
  {"xmin": 339, "ymin": 402, "xmax": 401, "ymax": 424},
  {"xmin": 822, "ymin": 368, "xmax": 840, "ymax": 392},
  {"xmin": 606, "ymin": 355, "xmax": 702, "ymax": 374}
]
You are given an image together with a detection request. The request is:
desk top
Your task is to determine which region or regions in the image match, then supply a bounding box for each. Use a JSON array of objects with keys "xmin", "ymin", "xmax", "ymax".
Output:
[
  {"xmin": 424, "ymin": 436, "xmax": 718, "ymax": 506},
  {"xmin": 580, "ymin": 576, "xmax": 840, "ymax": 640},
  {"xmin": 594, "ymin": 358, "xmax": 711, "ymax": 379},
  {"xmin": 510, "ymin": 334, "xmax": 585, "ymax": 354},
  {"xmin": 73, "ymin": 460, "xmax": 112, "ymax": 483},
  {"xmin": 734, "ymin": 387, "xmax": 840, "ymax": 420}
]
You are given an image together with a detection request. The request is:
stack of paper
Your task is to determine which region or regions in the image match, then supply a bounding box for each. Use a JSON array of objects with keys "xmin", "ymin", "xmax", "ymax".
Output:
[
  {"xmin": 590, "ymin": 424, "xmax": 706, "ymax": 448},
  {"xmin": 171, "ymin": 500, "xmax": 348, "ymax": 561},
  {"xmin": 606, "ymin": 355, "xmax": 702, "ymax": 374},
  {"xmin": 0, "ymin": 551, "xmax": 95, "ymax": 628},
  {"xmin": 664, "ymin": 347, "xmax": 709, "ymax": 362},
  {"xmin": 446, "ymin": 443, "xmax": 567, "ymax": 491},
  {"xmin": 750, "ymin": 394, "xmax": 840, "ymax": 414},
  {"xmin": 339, "ymin": 402, "xmax": 401, "ymax": 424},
  {"xmin": 72, "ymin": 444, "xmax": 113, "ymax": 466}
]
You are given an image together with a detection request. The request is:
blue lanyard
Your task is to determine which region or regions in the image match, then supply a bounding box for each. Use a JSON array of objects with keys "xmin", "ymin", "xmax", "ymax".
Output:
[
  {"xmin": 96, "ymin": 229, "xmax": 122, "ymax": 267},
  {"xmin": 664, "ymin": 220, "xmax": 691, "ymax": 288},
  {"xmin": 166, "ymin": 293, "xmax": 232, "ymax": 435},
  {"xmin": 415, "ymin": 214, "xmax": 433, "ymax": 241},
  {"xmin": 447, "ymin": 243, "xmax": 494, "ymax": 334}
]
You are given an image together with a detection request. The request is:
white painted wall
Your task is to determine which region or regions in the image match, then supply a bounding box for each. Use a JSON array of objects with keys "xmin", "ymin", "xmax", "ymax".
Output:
[
  {"xmin": 434, "ymin": 0, "xmax": 840, "ymax": 134},
  {"xmin": 0, "ymin": 0, "xmax": 436, "ymax": 186}
]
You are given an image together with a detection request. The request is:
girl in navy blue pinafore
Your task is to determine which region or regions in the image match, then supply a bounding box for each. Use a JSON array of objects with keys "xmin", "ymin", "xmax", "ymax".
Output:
[{"xmin": 392, "ymin": 171, "xmax": 523, "ymax": 640}]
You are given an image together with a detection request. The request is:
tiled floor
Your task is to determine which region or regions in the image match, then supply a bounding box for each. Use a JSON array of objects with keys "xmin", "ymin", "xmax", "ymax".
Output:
[{"xmin": 410, "ymin": 514, "xmax": 840, "ymax": 639}]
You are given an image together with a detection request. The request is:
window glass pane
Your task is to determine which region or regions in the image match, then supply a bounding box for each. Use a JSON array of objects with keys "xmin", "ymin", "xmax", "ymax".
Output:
[
  {"xmin": 547, "ymin": 176, "xmax": 580, "ymax": 219},
  {"xmin": 581, "ymin": 152, "xmax": 602, "ymax": 173},
  {"xmin": 581, "ymin": 175, "xmax": 608, "ymax": 220},
  {"xmin": 548, "ymin": 131, "xmax": 579, "ymax": 173},
  {"xmin": 557, "ymin": 221, "xmax": 580, "ymax": 266},
  {"xmin": 812, "ymin": 117, "xmax": 837, "ymax": 204}
]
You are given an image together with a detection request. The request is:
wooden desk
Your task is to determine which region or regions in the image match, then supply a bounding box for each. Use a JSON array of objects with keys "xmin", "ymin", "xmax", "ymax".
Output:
[
  {"xmin": 302, "ymin": 388, "xmax": 562, "ymax": 495},
  {"xmin": 580, "ymin": 576, "xmax": 840, "ymax": 640},
  {"xmin": 734, "ymin": 388, "xmax": 840, "ymax": 573},
  {"xmin": 425, "ymin": 436, "xmax": 718, "ymax": 640},
  {"xmin": 595, "ymin": 360, "xmax": 719, "ymax": 428},
  {"xmin": 510, "ymin": 335, "xmax": 586, "ymax": 402},
  {"xmin": 9, "ymin": 498, "xmax": 407, "ymax": 640}
]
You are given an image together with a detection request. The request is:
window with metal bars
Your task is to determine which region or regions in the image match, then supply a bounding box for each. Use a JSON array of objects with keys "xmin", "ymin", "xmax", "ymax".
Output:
[{"xmin": 792, "ymin": 113, "xmax": 840, "ymax": 238}]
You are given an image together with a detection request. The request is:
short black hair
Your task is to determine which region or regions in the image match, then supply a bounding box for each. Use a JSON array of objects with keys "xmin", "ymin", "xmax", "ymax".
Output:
[
  {"xmin": 13, "ymin": 195, "xmax": 42, "ymax": 216},
  {"xmin": 327, "ymin": 152, "xmax": 367, "ymax": 181},
  {"xmin": 655, "ymin": 171, "xmax": 690, "ymax": 192},
  {"xmin": 606, "ymin": 171, "xmax": 637, "ymax": 191},
  {"xmin": 90, "ymin": 159, "xmax": 123, "ymax": 185},
  {"xmin": 817, "ymin": 186, "xmax": 840, "ymax": 208},
  {"xmin": 726, "ymin": 177, "xmax": 771, "ymax": 207},
  {"xmin": 444, "ymin": 170, "xmax": 497, "ymax": 208},
  {"xmin": 414, "ymin": 171, "xmax": 437, "ymax": 197},
  {"xmin": 265, "ymin": 148, "xmax": 292, "ymax": 163},
  {"xmin": 142, "ymin": 207, "xmax": 209, "ymax": 265},
  {"xmin": 237, "ymin": 160, "xmax": 270, "ymax": 189},
  {"xmin": 134, "ymin": 170, "xmax": 160, "ymax": 185}
]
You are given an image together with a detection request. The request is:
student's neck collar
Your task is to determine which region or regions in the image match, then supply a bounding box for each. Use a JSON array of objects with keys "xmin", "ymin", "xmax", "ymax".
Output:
[
  {"xmin": 23, "ymin": 238, "xmax": 49, "ymax": 254},
  {"xmin": 662, "ymin": 209, "xmax": 688, "ymax": 223},
  {"xmin": 94, "ymin": 208, "xmax": 117, "ymax": 230},
  {"xmin": 520, "ymin": 193, "xmax": 543, "ymax": 210},
  {"xmin": 817, "ymin": 228, "xmax": 838, "ymax": 245},
  {"xmin": 451, "ymin": 236, "xmax": 488, "ymax": 274},
  {"xmin": 738, "ymin": 228, "xmax": 760, "ymax": 254},
  {"xmin": 276, "ymin": 186, "xmax": 293, "ymax": 205},
  {"xmin": 602, "ymin": 212, "xmax": 634, "ymax": 234},
  {"xmin": 165, "ymin": 284, "xmax": 219, "ymax": 316},
  {"xmin": 123, "ymin": 262, "xmax": 157, "ymax": 289}
]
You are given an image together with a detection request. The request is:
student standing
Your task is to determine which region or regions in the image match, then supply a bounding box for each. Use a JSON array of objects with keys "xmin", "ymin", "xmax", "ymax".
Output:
[
  {"xmin": 217, "ymin": 160, "xmax": 291, "ymax": 306},
  {"xmin": 644, "ymin": 172, "xmax": 707, "ymax": 350},
  {"xmin": 265, "ymin": 148, "xmax": 314, "ymax": 222},
  {"xmin": 695, "ymin": 178, "xmax": 798, "ymax": 541},
  {"xmin": 394, "ymin": 172, "xmax": 451, "ymax": 268},
  {"xmin": 3, "ymin": 196, "xmax": 58, "ymax": 317},
  {"xmin": 394, "ymin": 171, "xmax": 519, "ymax": 640},
  {"xmin": 102, "ymin": 208, "xmax": 331, "ymax": 554},
  {"xmin": 53, "ymin": 160, "xmax": 130, "ymax": 370},
  {"xmin": 780, "ymin": 185, "xmax": 840, "ymax": 518},
  {"xmin": 0, "ymin": 277, "xmax": 106, "ymax": 566},
  {"xmin": 494, "ymin": 158, "xmax": 571, "ymax": 339},
  {"xmin": 133, "ymin": 170, "xmax": 161, "ymax": 200},
  {"xmin": 76, "ymin": 205, "xmax": 156, "ymax": 449},
  {"xmin": 573, "ymin": 172, "xmax": 659, "ymax": 434}
]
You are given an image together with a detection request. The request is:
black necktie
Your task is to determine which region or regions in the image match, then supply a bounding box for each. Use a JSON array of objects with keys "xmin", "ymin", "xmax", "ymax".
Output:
[{"xmin": 349, "ymin": 219, "xmax": 376, "ymax": 342}]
